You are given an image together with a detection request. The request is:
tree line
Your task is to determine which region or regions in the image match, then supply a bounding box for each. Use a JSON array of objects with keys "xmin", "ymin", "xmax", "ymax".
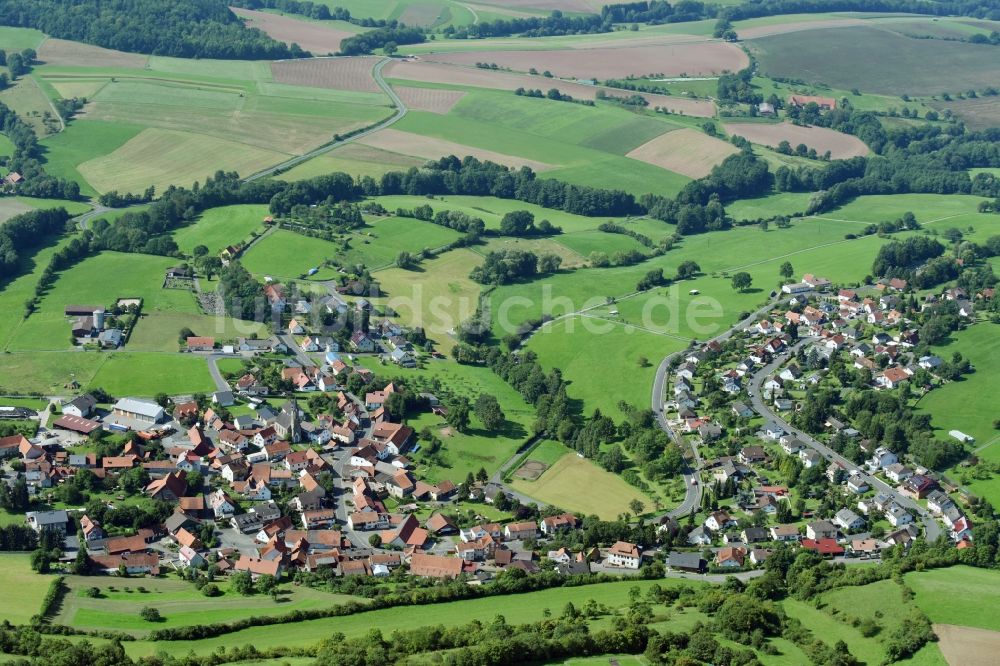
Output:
[
  {"xmin": 0, "ymin": 0, "xmax": 303, "ymax": 59},
  {"xmin": 0, "ymin": 100, "xmax": 81, "ymax": 200}
]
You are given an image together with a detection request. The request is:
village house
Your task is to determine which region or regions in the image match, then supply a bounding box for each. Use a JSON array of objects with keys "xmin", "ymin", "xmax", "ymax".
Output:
[{"xmin": 606, "ymin": 541, "xmax": 641, "ymax": 569}]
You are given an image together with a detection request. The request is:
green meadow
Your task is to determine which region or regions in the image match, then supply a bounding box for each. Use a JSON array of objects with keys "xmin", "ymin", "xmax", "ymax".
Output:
[
  {"xmin": 123, "ymin": 579, "xmax": 695, "ymax": 658},
  {"xmin": 172, "ymin": 204, "xmax": 270, "ymax": 256},
  {"xmin": 0, "ymin": 554, "xmax": 52, "ymax": 625},
  {"xmin": 907, "ymin": 566, "xmax": 1000, "ymax": 632}
]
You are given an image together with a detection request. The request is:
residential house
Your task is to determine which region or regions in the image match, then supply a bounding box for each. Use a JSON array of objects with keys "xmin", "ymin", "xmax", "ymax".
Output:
[
  {"xmin": 504, "ymin": 521, "xmax": 537, "ymax": 541},
  {"xmin": 833, "ymin": 508, "xmax": 865, "ymax": 532},
  {"xmin": 606, "ymin": 541, "xmax": 641, "ymax": 569},
  {"xmin": 806, "ymin": 520, "xmax": 838, "ymax": 540}
]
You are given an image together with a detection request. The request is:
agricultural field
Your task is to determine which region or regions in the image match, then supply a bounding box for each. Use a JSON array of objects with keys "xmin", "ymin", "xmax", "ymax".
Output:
[
  {"xmin": 86, "ymin": 352, "xmax": 216, "ymax": 396},
  {"xmin": 276, "ymin": 142, "xmax": 425, "ymax": 181},
  {"xmin": 935, "ymin": 95, "xmax": 1000, "ymax": 131},
  {"xmin": 30, "ymin": 48, "xmax": 393, "ymax": 195},
  {"xmin": 0, "ymin": 78, "xmax": 60, "ymax": 136},
  {"xmin": 626, "ymin": 128, "xmax": 739, "ymax": 179},
  {"xmin": 419, "ymin": 41, "xmax": 749, "ymax": 79},
  {"xmin": 509, "ymin": 450, "xmax": 655, "ymax": 519},
  {"xmin": 726, "ymin": 192, "xmax": 813, "ymax": 221},
  {"xmin": 241, "ymin": 229, "xmax": 341, "ymax": 279},
  {"xmin": 749, "ymin": 25, "xmax": 1000, "ymax": 96},
  {"xmin": 230, "ymin": 8, "xmax": 359, "ymax": 55},
  {"xmin": 722, "ymin": 121, "xmax": 870, "ymax": 159}
]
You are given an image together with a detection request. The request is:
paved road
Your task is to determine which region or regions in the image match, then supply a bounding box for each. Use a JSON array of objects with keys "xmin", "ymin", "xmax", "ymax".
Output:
[
  {"xmin": 244, "ymin": 57, "xmax": 407, "ymax": 182},
  {"xmin": 489, "ymin": 435, "xmax": 551, "ymax": 508},
  {"xmin": 653, "ymin": 293, "xmax": 789, "ymax": 519},
  {"xmin": 746, "ymin": 337, "xmax": 943, "ymax": 542},
  {"xmin": 206, "ymin": 354, "xmax": 230, "ymax": 393}
]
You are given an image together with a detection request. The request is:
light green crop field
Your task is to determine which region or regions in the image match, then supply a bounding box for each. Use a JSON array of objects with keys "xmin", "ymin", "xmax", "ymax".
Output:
[
  {"xmin": 0, "ymin": 26, "xmax": 46, "ymax": 51},
  {"xmin": 908, "ymin": 566, "xmax": 1000, "ymax": 632},
  {"xmin": 123, "ymin": 579, "xmax": 694, "ymax": 658},
  {"xmin": 78, "ymin": 128, "xmax": 289, "ymax": 195},
  {"xmin": 40, "ymin": 120, "xmax": 144, "ymax": 197},
  {"xmin": 57, "ymin": 575, "xmax": 361, "ymax": 633},
  {"xmin": 356, "ymin": 356, "xmax": 535, "ymax": 484},
  {"xmin": 750, "ymin": 25, "xmax": 1000, "ymax": 96},
  {"xmin": 386, "ymin": 90, "xmax": 693, "ymax": 196},
  {"xmin": 277, "ymin": 143, "xmax": 424, "ymax": 182},
  {"xmin": 172, "ymin": 204, "xmax": 270, "ymax": 256},
  {"xmin": 0, "ymin": 554, "xmax": 51, "ymax": 625},
  {"xmin": 552, "ymin": 230, "xmax": 647, "ymax": 258},
  {"xmin": 8, "ymin": 251, "xmax": 201, "ymax": 352},
  {"xmin": 510, "ymin": 450, "xmax": 654, "ymax": 519},
  {"xmin": 34, "ymin": 53, "xmax": 391, "ymax": 194}
]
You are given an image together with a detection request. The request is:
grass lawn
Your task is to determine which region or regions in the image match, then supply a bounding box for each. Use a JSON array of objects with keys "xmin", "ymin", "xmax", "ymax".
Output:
[
  {"xmin": 509, "ymin": 451, "xmax": 653, "ymax": 519},
  {"xmin": 124, "ymin": 579, "xmax": 697, "ymax": 658},
  {"xmin": 0, "ymin": 352, "xmax": 107, "ymax": 394},
  {"xmin": 172, "ymin": 204, "xmax": 270, "ymax": 256},
  {"xmin": 0, "ymin": 554, "xmax": 52, "ymax": 625},
  {"xmin": 57, "ymin": 574, "xmax": 360, "ymax": 633},
  {"xmin": 727, "ymin": 192, "xmax": 813, "ymax": 221},
  {"xmin": 907, "ymin": 566, "xmax": 1000, "ymax": 632},
  {"xmin": 522, "ymin": 439, "xmax": 574, "ymax": 467},
  {"xmin": 242, "ymin": 229, "xmax": 340, "ymax": 279},
  {"xmin": 357, "ymin": 356, "xmax": 534, "ymax": 484},
  {"xmin": 86, "ymin": 352, "xmax": 216, "ymax": 396},
  {"xmin": 346, "ymin": 216, "xmax": 462, "ymax": 269}
]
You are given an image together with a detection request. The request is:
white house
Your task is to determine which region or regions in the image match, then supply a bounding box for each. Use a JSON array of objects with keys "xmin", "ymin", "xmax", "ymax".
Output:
[
  {"xmin": 833, "ymin": 508, "xmax": 865, "ymax": 532},
  {"xmin": 606, "ymin": 541, "xmax": 641, "ymax": 569}
]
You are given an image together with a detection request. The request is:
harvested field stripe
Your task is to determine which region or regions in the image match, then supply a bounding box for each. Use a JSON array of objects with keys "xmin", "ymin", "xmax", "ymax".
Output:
[
  {"xmin": 271, "ymin": 56, "xmax": 382, "ymax": 93},
  {"xmin": 723, "ymin": 121, "xmax": 869, "ymax": 160},
  {"xmin": 626, "ymin": 128, "xmax": 738, "ymax": 179},
  {"xmin": 357, "ymin": 127, "xmax": 555, "ymax": 171}
]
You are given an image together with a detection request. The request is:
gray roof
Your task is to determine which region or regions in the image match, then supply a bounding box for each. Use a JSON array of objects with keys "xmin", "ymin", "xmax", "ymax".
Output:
[
  {"xmin": 27, "ymin": 510, "xmax": 68, "ymax": 525},
  {"xmin": 114, "ymin": 398, "xmax": 164, "ymax": 420},
  {"xmin": 67, "ymin": 394, "xmax": 97, "ymax": 411},
  {"xmin": 668, "ymin": 551, "xmax": 705, "ymax": 570}
]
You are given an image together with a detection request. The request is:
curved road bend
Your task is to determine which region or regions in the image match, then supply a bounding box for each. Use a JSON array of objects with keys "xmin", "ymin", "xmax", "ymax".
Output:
[
  {"xmin": 746, "ymin": 339, "xmax": 942, "ymax": 542},
  {"xmin": 245, "ymin": 57, "xmax": 408, "ymax": 182},
  {"xmin": 653, "ymin": 294, "xmax": 791, "ymax": 519}
]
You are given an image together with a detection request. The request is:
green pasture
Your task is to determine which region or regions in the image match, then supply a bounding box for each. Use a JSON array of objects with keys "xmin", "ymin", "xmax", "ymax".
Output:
[
  {"xmin": 57, "ymin": 575, "xmax": 360, "ymax": 633},
  {"xmin": 8, "ymin": 251, "xmax": 201, "ymax": 352},
  {"xmin": 526, "ymin": 316, "xmax": 687, "ymax": 416},
  {"xmin": 727, "ymin": 192, "xmax": 812, "ymax": 221},
  {"xmin": 241, "ymin": 229, "xmax": 340, "ymax": 279},
  {"xmin": 522, "ymin": 439, "xmax": 574, "ymax": 467},
  {"xmin": 40, "ymin": 120, "xmax": 144, "ymax": 197},
  {"xmin": 356, "ymin": 356, "xmax": 535, "ymax": 484},
  {"xmin": 346, "ymin": 216, "xmax": 462, "ymax": 268},
  {"xmin": 372, "ymin": 194, "xmax": 620, "ymax": 234},
  {"xmin": 86, "ymin": 352, "xmax": 215, "ymax": 395},
  {"xmin": 509, "ymin": 449, "xmax": 655, "ymax": 519},
  {"xmin": 0, "ymin": 554, "xmax": 51, "ymax": 625},
  {"xmin": 907, "ymin": 566, "xmax": 1000, "ymax": 632},
  {"xmin": 172, "ymin": 204, "xmax": 270, "ymax": 256},
  {"xmin": 128, "ymin": 312, "xmax": 268, "ymax": 352},
  {"xmin": 0, "ymin": 26, "xmax": 46, "ymax": 51},
  {"xmin": 124, "ymin": 579, "xmax": 695, "ymax": 658},
  {"xmin": 369, "ymin": 247, "xmax": 482, "ymax": 353}
]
